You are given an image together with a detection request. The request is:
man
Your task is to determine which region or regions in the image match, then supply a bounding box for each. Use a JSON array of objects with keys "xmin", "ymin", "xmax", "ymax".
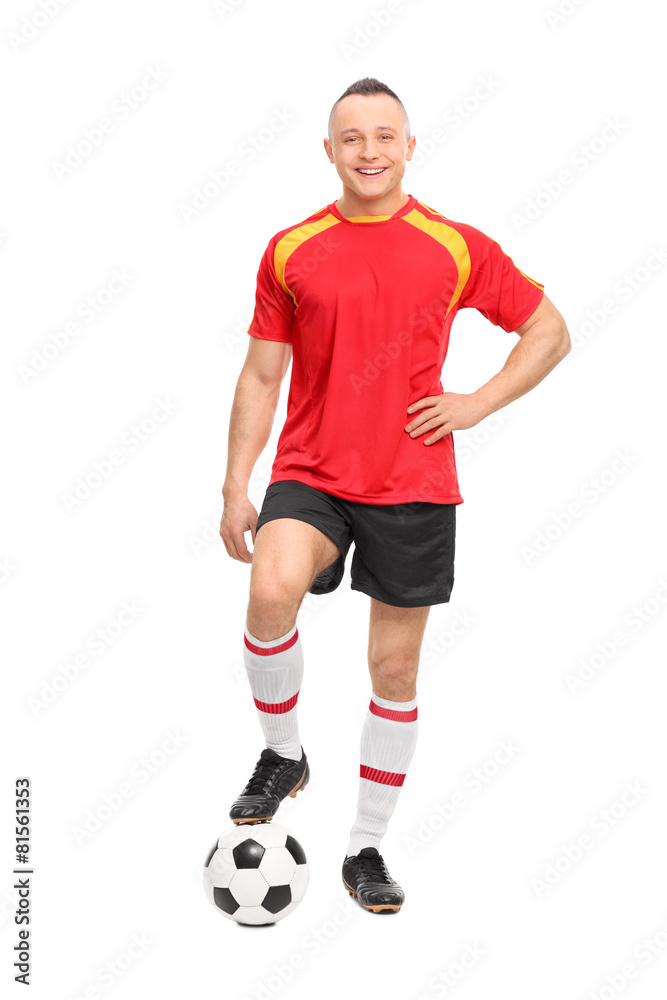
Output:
[{"xmin": 220, "ymin": 77, "xmax": 570, "ymax": 914}]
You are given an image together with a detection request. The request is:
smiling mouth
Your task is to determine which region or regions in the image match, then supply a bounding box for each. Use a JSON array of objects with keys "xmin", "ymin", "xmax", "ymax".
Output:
[{"xmin": 355, "ymin": 167, "xmax": 387, "ymax": 176}]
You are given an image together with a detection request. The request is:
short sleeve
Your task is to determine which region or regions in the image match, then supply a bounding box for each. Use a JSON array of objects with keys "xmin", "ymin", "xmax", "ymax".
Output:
[
  {"xmin": 458, "ymin": 226, "xmax": 544, "ymax": 332},
  {"xmin": 247, "ymin": 240, "xmax": 295, "ymax": 343}
]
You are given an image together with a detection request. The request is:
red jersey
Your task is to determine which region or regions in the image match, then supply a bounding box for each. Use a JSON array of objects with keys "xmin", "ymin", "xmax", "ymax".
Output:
[{"xmin": 247, "ymin": 193, "xmax": 544, "ymax": 504}]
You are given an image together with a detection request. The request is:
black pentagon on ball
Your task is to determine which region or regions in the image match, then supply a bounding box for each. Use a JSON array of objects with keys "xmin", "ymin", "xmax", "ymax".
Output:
[
  {"xmin": 204, "ymin": 841, "xmax": 218, "ymax": 867},
  {"xmin": 285, "ymin": 834, "xmax": 307, "ymax": 865},
  {"xmin": 233, "ymin": 838, "xmax": 265, "ymax": 869},
  {"xmin": 213, "ymin": 886, "xmax": 239, "ymax": 914},
  {"xmin": 263, "ymin": 884, "xmax": 292, "ymax": 913}
]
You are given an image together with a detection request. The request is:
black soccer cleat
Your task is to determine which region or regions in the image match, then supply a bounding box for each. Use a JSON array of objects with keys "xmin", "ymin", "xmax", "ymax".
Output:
[
  {"xmin": 229, "ymin": 746, "xmax": 309, "ymax": 825},
  {"xmin": 342, "ymin": 847, "xmax": 405, "ymax": 913}
]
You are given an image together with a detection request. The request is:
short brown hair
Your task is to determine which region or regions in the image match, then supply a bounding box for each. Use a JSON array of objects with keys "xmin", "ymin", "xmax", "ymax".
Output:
[{"xmin": 328, "ymin": 77, "xmax": 410, "ymax": 143}]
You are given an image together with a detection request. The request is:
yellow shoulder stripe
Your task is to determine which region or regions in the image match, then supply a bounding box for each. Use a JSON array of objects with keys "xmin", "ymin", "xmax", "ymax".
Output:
[
  {"xmin": 274, "ymin": 213, "xmax": 340, "ymax": 303},
  {"xmin": 401, "ymin": 208, "xmax": 471, "ymax": 315}
]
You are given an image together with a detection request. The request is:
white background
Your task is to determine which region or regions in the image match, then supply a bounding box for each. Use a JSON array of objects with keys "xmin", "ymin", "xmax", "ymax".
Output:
[{"xmin": 2, "ymin": 0, "xmax": 666, "ymax": 997}]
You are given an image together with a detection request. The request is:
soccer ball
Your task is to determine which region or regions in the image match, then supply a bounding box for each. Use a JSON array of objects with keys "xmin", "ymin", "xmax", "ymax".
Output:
[{"xmin": 203, "ymin": 823, "xmax": 309, "ymax": 925}]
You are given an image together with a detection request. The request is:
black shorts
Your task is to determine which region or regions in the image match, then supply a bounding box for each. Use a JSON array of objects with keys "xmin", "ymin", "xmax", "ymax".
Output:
[{"xmin": 255, "ymin": 479, "xmax": 456, "ymax": 608}]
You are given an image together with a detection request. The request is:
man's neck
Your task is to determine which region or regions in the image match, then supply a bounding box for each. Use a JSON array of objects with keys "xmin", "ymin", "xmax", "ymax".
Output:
[{"xmin": 335, "ymin": 189, "xmax": 410, "ymax": 219}]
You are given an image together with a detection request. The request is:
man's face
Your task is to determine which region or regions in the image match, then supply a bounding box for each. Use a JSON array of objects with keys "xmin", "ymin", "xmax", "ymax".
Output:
[{"xmin": 324, "ymin": 94, "xmax": 416, "ymax": 202}]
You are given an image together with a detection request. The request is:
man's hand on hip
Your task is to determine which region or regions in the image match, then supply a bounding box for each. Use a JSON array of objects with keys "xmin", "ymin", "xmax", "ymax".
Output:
[{"xmin": 404, "ymin": 392, "xmax": 488, "ymax": 445}]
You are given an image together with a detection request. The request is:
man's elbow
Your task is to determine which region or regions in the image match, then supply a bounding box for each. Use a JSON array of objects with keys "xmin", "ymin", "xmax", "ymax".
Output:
[
  {"xmin": 522, "ymin": 317, "xmax": 571, "ymax": 364},
  {"xmin": 239, "ymin": 369, "xmax": 283, "ymax": 402},
  {"xmin": 553, "ymin": 319, "xmax": 571, "ymax": 361},
  {"xmin": 535, "ymin": 315, "xmax": 571, "ymax": 363},
  {"xmin": 519, "ymin": 294, "xmax": 571, "ymax": 362}
]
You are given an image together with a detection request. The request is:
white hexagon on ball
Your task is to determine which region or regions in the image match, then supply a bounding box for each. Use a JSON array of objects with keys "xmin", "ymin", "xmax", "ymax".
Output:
[
  {"xmin": 259, "ymin": 847, "xmax": 296, "ymax": 886},
  {"xmin": 229, "ymin": 868, "xmax": 270, "ymax": 907}
]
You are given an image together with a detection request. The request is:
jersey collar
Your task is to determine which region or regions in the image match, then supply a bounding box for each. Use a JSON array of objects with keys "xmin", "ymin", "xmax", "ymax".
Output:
[{"xmin": 328, "ymin": 193, "xmax": 416, "ymax": 224}]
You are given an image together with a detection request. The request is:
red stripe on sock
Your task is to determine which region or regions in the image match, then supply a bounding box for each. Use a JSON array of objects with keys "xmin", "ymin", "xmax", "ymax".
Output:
[
  {"xmin": 360, "ymin": 764, "xmax": 406, "ymax": 787},
  {"xmin": 244, "ymin": 629, "xmax": 299, "ymax": 656},
  {"xmin": 369, "ymin": 699, "xmax": 418, "ymax": 722},
  {"xmin": 254, "ymin": 690, "xmax": 300, "ymax": 715}
]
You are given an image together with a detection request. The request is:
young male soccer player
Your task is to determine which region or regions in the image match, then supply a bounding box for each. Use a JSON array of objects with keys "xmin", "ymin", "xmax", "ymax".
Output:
[{"xmin": 220, "ymin": 78, "xmax": 570, "ymax": 913}]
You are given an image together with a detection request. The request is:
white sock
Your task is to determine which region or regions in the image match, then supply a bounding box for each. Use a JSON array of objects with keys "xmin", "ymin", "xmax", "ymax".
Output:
[
  {"xmin": 346, "ymin": 690, "xmax": 418, "ymax": 858},
  {"xmin": 242, "ymin": 624, "xmax": 304, "ymax": 761}
]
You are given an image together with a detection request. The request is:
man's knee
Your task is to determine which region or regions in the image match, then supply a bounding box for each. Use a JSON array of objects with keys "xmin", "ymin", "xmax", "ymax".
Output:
[
  {"xmin": 247, "ymin": 566, "xmax": 303, "ymax": 635},
  {"xmin": 369, "ymin": 650, "xmax": 419, "ymax": 698}
]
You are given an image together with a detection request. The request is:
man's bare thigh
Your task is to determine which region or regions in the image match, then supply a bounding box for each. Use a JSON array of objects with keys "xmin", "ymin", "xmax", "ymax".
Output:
[{"xmin": 251, "ymin": 517, "xmax": 342, "ymax": 593}]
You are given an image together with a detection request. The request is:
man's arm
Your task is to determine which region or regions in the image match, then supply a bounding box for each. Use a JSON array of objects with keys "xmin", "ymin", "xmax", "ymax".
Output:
[
  {"xmin": 220, "ymin": 337, "xmax": 292, "ymax": 563},
  {"xmin": 405, "ymin": 292, "xmax": 571, "ymax": 444}
]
